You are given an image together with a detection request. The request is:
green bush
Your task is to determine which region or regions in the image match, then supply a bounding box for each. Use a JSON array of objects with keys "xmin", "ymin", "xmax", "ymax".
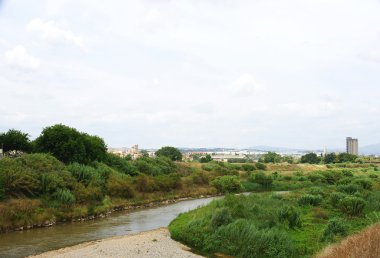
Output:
[
  {"xmin": 211, "ymin": 207, "xmax": 233, "ymax": 229},
  {"xmin": 255, "ymin": 162, "xmax": 267, "ymax": 170},
  {"xmin": 329, "ymin": 192, "xmax": 347, "ymax": 208},
  {"xmin": 337, "ymin": 184, "xmax": 362, "ymax": 194},
  {"xmin": 307, "ymin": 173, "xmax": 324, "ymax": 182},
  {"xmin": 354, "ymin": 178, "xmax": 373, "ymax": 190},
  {"xmin": 242, "ymin": 164, "xmax": 256, "ymax": 172},
  {"xmin": 308, "ymin": 187, "xmax": 325, "ymax": 197},
  {"xmin": 322, "ymin": 218, "xmax": 348, "ymax": 241},
  {"xmin": 53, "ymin": 189, "xmax": 76, "ymax": 208},
  {"xmin": 210, "ymin": 219, "xmax": 297, "ymax": 258},
  {"xmin": 250, "ymin": 172, "xmax": 273, "ymax": 189},
  {"xmin": 339, "ymin": 196, "xmax": 366, "ymax": 216},
  {"xmin": 278, "ymin": 205, "xmax": 302, "ymax": 229},
  {"xmin": 298, "ymin": 194, "xmax": 322, "ymax": 206},
  {"xmin": 106, "ymin": 173, "xmax": 134, "ymax": 198},
  {"xmin": 211, "ymin": 176, "xmax": 241, "ymax": 193}
]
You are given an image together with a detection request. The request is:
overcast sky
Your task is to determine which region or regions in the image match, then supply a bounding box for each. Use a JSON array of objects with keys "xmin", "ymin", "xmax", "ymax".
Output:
[{"xmin": 0, "ymin": 0, "xmax": 379, "ymax": 149}]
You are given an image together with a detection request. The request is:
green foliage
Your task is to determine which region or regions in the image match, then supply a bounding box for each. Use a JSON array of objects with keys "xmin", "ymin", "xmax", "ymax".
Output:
[
  {"xmin": 300, "ymin": 153, "xmax": 321, "ymax": 164},
  {"xmin": 339, "ymin": 196, "xmax": 366, "ymax": 216},
  {"xmin": 169, "ymin": 194, "xmax": 298, "ymax": 258},
  {"xmin": 200, "ymin": 154, "xmax": 212, "ymax": 163},
  {"xmin": 0, "ymin": 157, "xmax": 39, "ymax": 198},
  {"xmin": 329, "ymin": 192, "xmax": 348, "ymax": 208},
  {"xmin": 263, "ymin": 152, "xmax": 282, "ymax": 163},
  {"xmin": 242, "ymin": 163, "xmax": 256, "ymax": 172},
  {"xmin": 211, "ymin": 207, "xmax": 233, "ymax": 229},
  {"xmin": 53, "ymin": 189, "xmax": 76, "ymax": 208},
  {"xmin": 155, "ymin": 146, "xmax": 182, "ymax": 161},
  {"xmin": 342, "ymin": 169, "xmax": 354, "ymax": 177},
  {"xmin": 68, "ymin": 163, "xmax": 100, "ymax": 186},
  {"xmin": 255, "ymin": 162, "xmax": 267, "ymax": 170},
  {"xmin": 298, "ymin": 194, "xmax": 322, "ymax": 206},
  {"xmin": 34, "ymin": 124, "xmax": 107, "ymax": 164},
  {"xmin": 308, "ymin": 187, "xmax": 325, "ymax": 197},
  {"xmin": 106, "ymin": 173, "xmax": 134, "ymax": 198},
  {"xmin": 0, "ymin": 129, "xmax": 32, "ymax": 152},
  {"xmin": 135, "ymin": 174, "xmax": 156, "ymax": 192},
  {"xmin": 104, "ymin": 153, "xmax": 138, "ymax": 176},
  {"xmin": 250, "ymin": 172, "xmax": 273, "ymax": 189},
  {"xmin": 324, "ymin": 153, "xmax": 337, "ymax": 164},
  {"xmin": 322, "ymin": 218, "xmax": 348, "ymax": 241},
  {"xmin": 278, "ymin": 205, "xmax": 302, "ymax": 229},
  {"xmin": 133, "ymin": 156, "xmax": 176, "ymax": 176},
  {"xmin": 337, "ymin": 153, "xmax": 358, "ymax": 163},
  {"xmin": 354, "ymin": 178, "xmax": 373, "ymax": 190},
  {"xmin": 337, "ymin": 184, "xmax": 362, "ymax": 194},
  {"xmin": 211, "ymin": 176, "xmax": 241, "ymax": 193}
]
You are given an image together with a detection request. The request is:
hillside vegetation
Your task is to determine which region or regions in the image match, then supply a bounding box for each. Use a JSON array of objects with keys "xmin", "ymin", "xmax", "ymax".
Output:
[{"xmin": 169, "ymin": 165, "xmax": 380, "ymax": 258}]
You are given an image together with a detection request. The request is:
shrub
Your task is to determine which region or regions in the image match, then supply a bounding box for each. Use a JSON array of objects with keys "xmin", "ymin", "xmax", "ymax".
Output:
[
  {"xmin": 154, "ymin": 174, "xmax": 182, "ymax": 192},
  {"xmin": 354, "ymin": 179, "xmax": 373, "ymax": 190},
  {"xmin": 329, "ymin": 192, "xmax": 348, "ymax": 208},
  {"xmin": 337, "ymin": 184, "xmax": 362, "ymax": 194},
  {"xmin": 339, "ymin": 196, "xmax": 366, "ymax": 216},
  {"xmin": 211, "ymin": 176, "xmax": 241, "ymax": 193},
  {"xmin": 251, "ymin": 172, "xmax": 273, "ymax": 189},
  {"xmin": 342, "ymin": 169, "xmax": 354, "ymax": 177},
  {"xmin": 255, "ymin": 162, "xmax": 267, "ymax": 170},
  {"xmin": 191, "ymin": 171, "xmax": 209, "ymax": 185},
  {"xmin": 241, "ymin": 181, "xmax": 261, "ymax": 192},
  {"xmin": 322, "ymin": 218, "xmax": 348, "ymax": 241},
  {"xmin": 104, "ymin": 153, "xmax": 138, "ymax": 176},
  {"xmin": 298, "ymin": 194, "xmax": 322, "ymax": 206},
  {"xmin": 0, "ymin": 158, "xmax": 39, "ymax": 198},
  {"xmin": 242, "ymin": 164, "xmax": 256, "ymax": 172},
  {"xmin": 278, "ymin": 205, "xmax": 302, "ymax": 229},
  {"xmin": 307, "ymin": 173, "xmax": 324, "ymax": 182},
  {"xmin": 369, "ymin": 173, "xmax": 379, "ymax": 179},
  {"xmin": 68, "ymin": 163, "xmax": 98, "ymax": 186},
  {"xmin": 135, "ymin": 174, "xmax": 156, "ymax": 192},
  {"xmin": 308, "ymin": 187, "xmax": 325, "ymax": 197},
  {"xmin": 211, "ymin": 220, "xmax": 297, "ymax": 258},
  {"xmin": 106, "ymin": 173, "xmax": 134, "ymax": 198},
  {"xmin": 53, "ymin": 189, "xmax": 76, "ymax": 208},
  {"xmin": 211, "ymin": 207, "xmax": 233, "ymax": 229},
  {"xmin": 336, "ymin": 178, "xmax": 352, "ymax": 185}
]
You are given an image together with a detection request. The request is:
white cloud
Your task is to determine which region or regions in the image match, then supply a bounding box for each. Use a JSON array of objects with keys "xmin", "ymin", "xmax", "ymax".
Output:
[
  {"xmin": 26, "ymin": 18, "xmax": 84, "ymax": 48},
  {"xmin": 4, "ymin": 45, "xmax": 41, "ymax": 70},
  {"xmin": 232, "ymin": 74, "xmax": 264, "ymax": 96},
  {"xmin": 367, "ymin": 49, "xmax": 380, "ymax": 62}
]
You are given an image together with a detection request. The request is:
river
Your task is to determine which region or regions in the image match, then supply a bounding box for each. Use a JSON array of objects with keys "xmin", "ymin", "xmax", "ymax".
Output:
[{"xmin": 0, "ymin": 196, "xmax": 221, "ymax": 258}]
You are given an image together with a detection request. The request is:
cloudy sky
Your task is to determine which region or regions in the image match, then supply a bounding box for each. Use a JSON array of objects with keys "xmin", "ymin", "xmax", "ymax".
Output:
[{"xmin": 0, "ymin": 0, "xmax": 379, "ymax": 149}]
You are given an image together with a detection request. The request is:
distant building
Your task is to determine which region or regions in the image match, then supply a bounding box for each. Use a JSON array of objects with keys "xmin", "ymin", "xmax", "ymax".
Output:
[
  {"xmin": 108, "ymin": 144, "xmax": 142, "ymax": 159},
  {"xmin": 346, "ymin": 137, "xmax": 359, "ymax": 155}
]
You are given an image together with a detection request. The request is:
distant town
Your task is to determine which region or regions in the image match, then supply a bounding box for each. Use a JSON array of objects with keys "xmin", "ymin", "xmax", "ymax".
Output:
[{"xmin": 107, "ymin": 137, "xmax": 379, "ymax": 162}]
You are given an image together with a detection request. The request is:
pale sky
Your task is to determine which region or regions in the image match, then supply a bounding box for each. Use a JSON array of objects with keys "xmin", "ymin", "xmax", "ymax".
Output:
[{"xmin": 0, "ymin": 0, "xmax": 379, "ymax": 149}]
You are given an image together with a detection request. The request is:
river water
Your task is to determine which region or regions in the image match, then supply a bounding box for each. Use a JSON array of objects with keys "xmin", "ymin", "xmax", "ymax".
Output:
[{"xmin": 0, "ymin": 196, "xmax": 221, "ymax": 258}]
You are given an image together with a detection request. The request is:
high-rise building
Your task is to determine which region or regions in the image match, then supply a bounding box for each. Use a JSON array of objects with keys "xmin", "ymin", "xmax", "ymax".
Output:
[{"xmin": 346, "ymin": 137, "xmax": 358, "ymax": 155}]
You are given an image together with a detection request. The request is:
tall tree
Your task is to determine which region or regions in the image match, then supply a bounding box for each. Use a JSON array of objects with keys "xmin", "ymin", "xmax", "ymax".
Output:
[
  {"xmin": 155, "ymin": 146, "xmax": 182, "ymax": 161},
  {"xmin": 300, "ymin": 153, "xmax": 321, "ymax": 164},
  {"xmin": 34, "ymin": 124, "xmax": 107, "ymax": 164},
  {"xmin": 0, "ymin": 129, "xmax": 32, "ymax": 152}
]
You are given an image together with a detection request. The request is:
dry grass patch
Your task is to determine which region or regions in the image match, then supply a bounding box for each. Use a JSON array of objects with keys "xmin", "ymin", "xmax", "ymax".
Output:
[{"xmin": 316, "ymin": 223, "xmax": 380, "ymax": 258}]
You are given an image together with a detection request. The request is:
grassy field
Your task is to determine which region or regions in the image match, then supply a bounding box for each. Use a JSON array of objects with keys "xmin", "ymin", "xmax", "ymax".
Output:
[{"xmin": 169, "ymin": 164, "xmax": 380, "ymax": 258}]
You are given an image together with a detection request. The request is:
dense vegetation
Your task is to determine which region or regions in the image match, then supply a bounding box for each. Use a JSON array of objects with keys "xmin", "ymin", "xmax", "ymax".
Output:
[{"xmin": 170, "ymin": 164, "xmax": 380, "ymax": 258}]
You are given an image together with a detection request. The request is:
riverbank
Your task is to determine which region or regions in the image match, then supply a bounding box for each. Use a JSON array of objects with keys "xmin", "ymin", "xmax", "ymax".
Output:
[
  {"xmin": 1, "ymin": 191, "xmax": 219, "ymax": 234},
  {"xmin": 28, "ymin": 228, "xmax": 203, "ymax": 258}
]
